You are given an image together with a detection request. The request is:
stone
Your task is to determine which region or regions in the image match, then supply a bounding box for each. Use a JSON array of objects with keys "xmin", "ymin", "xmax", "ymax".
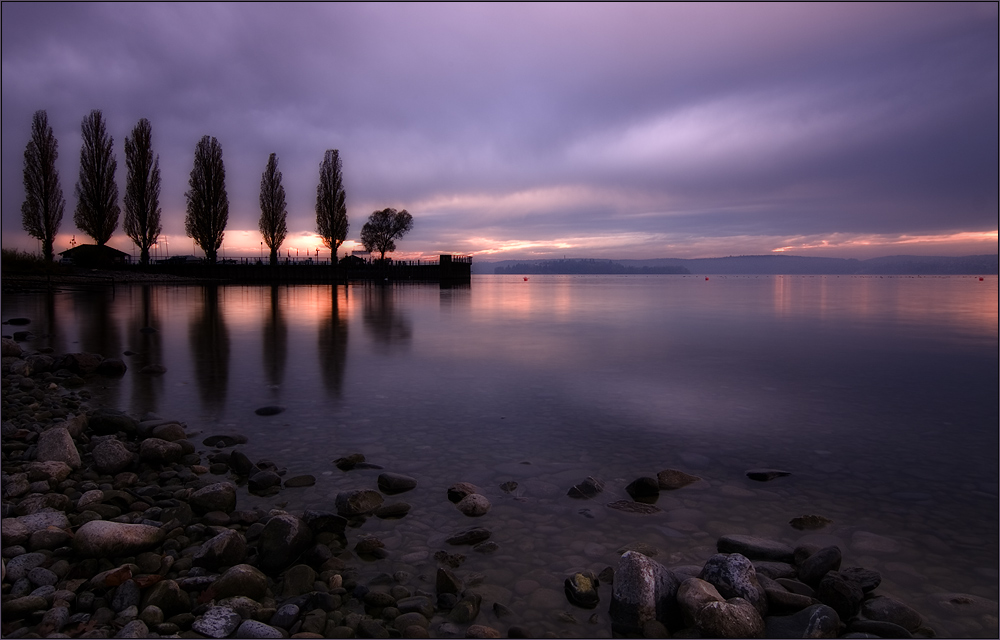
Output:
[
  {"xmin": 2, "ymin": 594, "xmax": 49, "ymax": 619},
  {"xmin": 203, "ymin": 434, "xmax": 243, "ymax": 447},
  {"xmin": 74, "ymin": 520, "xmax": 164, "ymax": 557},
  {"xmin": 355, "ymin": 534, "xmax": 385, "ymax": 555},
  {"xmin": 446, "ymin": 481, "xmax": 480, "ymax": 503},
  {"xmin": 2, "ymin": 337, "xmax": 23, "ymax": 356},
  {"xmin": 375, "ymin": 502, "xmax": 411, "ymax": 519},
  {"xmin": 60, "ymin": 352, "xmax": 104, "ymax": 374},
  {"xmin": 255, "ymin": 405, "xmax": 285, "ymax": 416},
  {"xmin": 446, "ymin": 527, "xmax": 491, "ymax": 546},
  {"xmin": 860, "ymin": 595, "xmax": 922, "ymax": 631},
  {"xmin": 285, "ymin": 475, "xmax": 316, "ymax": 488},
  {"xmin": 302, "ymin": 510, "xmax": 348, "ymax": 534},
  {"xmin": 565, "ymin": 571, "xmax": 600, "ymax": 609},
  {"xmin": 26, "ymin": 460, "xmax": 73, "ymax": 482},
  {"xmin": 228, "ymin": 450, "xmax": 256, "ymax": 475},
  {"xmin": 765, "ymin": 587, "xmax": 816, "ymax": 613},
  {"xmin": 190, "ymin": 482, "xmax": 237, "ymax": 514},
  {"xmin": 798, "ymin": 546, "xmax": 842, "ymax": 586},
  {"xmin": 752, "ymin": 561, "xmax": 797, "ymax": 580},
  {"xmin": 151, "ymin": 422, "xmax": 187, "ymax": 441},
  {"xmin": 111, "ymin": 580, "xmax": 142, "ymax": 612},
  {"xmin": 249, "ymin": 469, "xmax": 283, "ymax": 493},
  {"xmin": 656, "ymin": 469, "xmax": 701, "ymax": 491},
  {"xmin": 499, "ymin": 481, "xmax": 518, "ymax": 493},
  {"xmin": 29, "ymin": 526, "xmax": 73, "ymax": 551},
  {"xmin": 333, "ymin": 453, "xmax": 366, "ymax": 470},
  {"xmin": 699, "ymin": 553, "xmax": 768, "ymax": 617},
  {"xmin": 456, "ymin": 493, "xmax": 491, "ymax": 516},
  {"xmin": 839, "ymin": 567, "xmax": 881, "ymax": 592},
  {"xmin": 282, "ymin": 564, "xmax": 318, "ymax": 597},
  {"xmin": 610, "ymin": 550, "xmax": 683, "ymax": 634},
  {"xmin": 397, "ymin": 596, "xmax": 435, "ymax": 619},
  {"xmin": 193, "ymin": 528, "xmax": 247, "ymax": 569},
  {"xmin": 139, "ymin": 437, "xmax": 183, "ymax": 464},
  {"xmin": 140, "ymin": 580, "xmax": 191, "ymax": 618},
  {"xmin": 212, "ymin": 564, "xmax": 268, "ymax": 600},
  {"xmin": 35, "ymin": 427, "xmax": 81, "ymax": 468},
  {"xmin": 677, "ymin": 578, "xmax": 725, "ymax": 626},
  {"xmin": 764, "ymin": 603, "xmax": 841, "ymax": 638},
  {"xmin": 448, "ymin": 592, "xmax": 482, "ymax": 623},
  {"xmin": 114, "ymin": 619, "xmax": 149, "ymax": 638},
  {"xmin": 814, "ymin": 572, "xmax": 863, "ymax": 621},
  {"xmin": 92, "ymin": 438, "xmax": 135, "ymax": 475},
  {"xmin": 717, "ymin": 535, "xmax": 795, "ymax": 563},
  {"xmin": 335, "ymin": 489, "xmax": 384, "ymax": 516},
  {"xmin": 377, "ymin": 472, "xmax": 417, "ymax": 494},
  {"xmin": 97, "ymin": 358, "xmax": 127, "ymax": 376},
  {"xmin": 745, "ymin": 468, "xmax": 790, "ymax": 481},
  {"xmin": 567, "ymin": 476, "xmax": 604, "ymax": 499},
  {"xmin": 607, "ymin": 500, "xmax": 661, "ymax": 514},
  {"xmin": 436, "ymin": 567, "xmax": 463, "ymax": 594},
  {"xmin": 789, "ymin": 514, "xmax": 833, "ymax": 530},
  {"xmin": 139, "ymin": 605, "xmax": 165, "ymax": 627},
  {"xmin": 237, "ymin": 619, "xmax": 285, "ymax": 639},
  {"xmin": 466, "ymin": 624, "xmax": 502, "ymax": 638},
  {"xmin": 257, "ymin": 514, "xmax": 313, "ymax": 574},
  {"xmin": 140, "ymin": 364, "xmax": 167, "ymax": 374},
  {"xmin": 393, "ymin": 612, "xmax": 430, "ymax": 632},
  {"xmin": 625, "ymin": 477, "xmax": 661, "ymax": 503},
  {"xmin": 193, "ymin": 605, "xmax": 242, "ymax": 638},
  {"xmin": 5, "ymin": 553, "xmax": 47, "ymax": 582},
  {"xmin": 694, "ymin": 597, "xmax": 766, "ymax": 638},
  {"xmin": 88, "ymin": 408, "xmax": 139, "ymax": 434}
]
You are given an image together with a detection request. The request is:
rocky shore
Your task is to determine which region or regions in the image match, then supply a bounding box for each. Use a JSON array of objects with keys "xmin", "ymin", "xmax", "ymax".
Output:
[{"xmin": 2, "ymin": 334, "xmax": 942, "ymax": 638}]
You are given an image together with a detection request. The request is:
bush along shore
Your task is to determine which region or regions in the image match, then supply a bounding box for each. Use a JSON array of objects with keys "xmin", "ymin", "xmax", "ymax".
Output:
[{"xmin": 1, "ymin": 335, "xmax": 938, "ymax": 639}]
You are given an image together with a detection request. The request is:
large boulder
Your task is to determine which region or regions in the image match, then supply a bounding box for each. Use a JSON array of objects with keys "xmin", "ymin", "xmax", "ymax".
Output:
[
  {"xmin": 74, "ymin": 521, "xmax": 164, "ymax": 557},
  {"xmin": 257, "ymin": 514, "xmax": 312, "ymax": 574},
  {"xmin": 677, "ymin": 577, "xmax": 725, "ymax": 627},
  {"xmin": 35, "ymin": 428, "xmax": 81, "ymax": 468},
  {"xmin": 699, "ymin": 553, "xmax": 768, "ymax": 617},
  {"xmin": 695, "ymin": 598, "xmax": 766, "ymax": 638},
  {"xmin": 610, "ymin": 550, "xmax": 683, "ymax": 634}
]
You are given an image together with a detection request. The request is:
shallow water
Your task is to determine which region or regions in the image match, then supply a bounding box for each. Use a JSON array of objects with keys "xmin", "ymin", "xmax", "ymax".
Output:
[{"xmin": 4, "ymin": 274, "xmax": 998, "ymax": 636}]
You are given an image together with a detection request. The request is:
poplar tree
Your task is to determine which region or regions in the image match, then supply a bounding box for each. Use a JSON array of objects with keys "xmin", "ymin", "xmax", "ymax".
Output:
[
  {"xmin": 184, "ymin": 136, "xmax": 229, "ymax": 263},
  {"xmin": 123, "ymin": 118, "xmax": 162, "ymax": 265},
  {"xmin": 316, "ymin": 149, "xmax": 348, "ymax": 261},
  {"xmin": 74, "ymin": 109, "xmax": 120, "ymax": 246},
  {"xmin": 258, "ymin": 153, "xmax": 287, "ymax": 265},
  {"xmin": 21, "ymin": 110, "xmax": 65, "ymax": 262}
]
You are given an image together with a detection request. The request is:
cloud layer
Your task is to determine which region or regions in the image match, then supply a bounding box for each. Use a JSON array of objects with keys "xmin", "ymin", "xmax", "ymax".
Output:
[{"xmin": 3, "ymin": 4, "xmax": 996, "ymax": 260}]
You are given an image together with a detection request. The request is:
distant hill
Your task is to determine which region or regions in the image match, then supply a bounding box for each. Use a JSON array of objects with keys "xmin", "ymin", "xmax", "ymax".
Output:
[{"xmin": 474, "ymin": 254, "xmax": 998, "ymax": 275}]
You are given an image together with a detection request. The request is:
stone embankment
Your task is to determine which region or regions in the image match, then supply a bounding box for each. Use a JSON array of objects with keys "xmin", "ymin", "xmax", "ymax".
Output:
[{"xmin": 2, "ymin": 332, "xmax": 935, "ymax": 639}]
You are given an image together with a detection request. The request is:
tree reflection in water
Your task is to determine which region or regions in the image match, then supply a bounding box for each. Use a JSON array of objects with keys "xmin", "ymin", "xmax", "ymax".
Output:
[
  {"xmin": 262, "ymin": 284, "xmax": 288, "ymax": 401},
  {"xmin": 362, "ymin": 285, "xmax": 411, "ymax": 352},
  {"xmin": 317, "ymin": 285, "xmax": 349, "ymax": 397},
  {"xmin": 129, "ymin": 285, "xmax": 163, "ymax": 416},
  {"xmin": 189, "ymin": 284, "xmax": 229, "ymax": 413}
]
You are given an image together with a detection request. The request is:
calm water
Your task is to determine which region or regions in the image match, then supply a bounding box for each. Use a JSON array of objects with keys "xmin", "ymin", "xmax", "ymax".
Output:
[{"xmin": 4, "ymin": 274, "xmax": 998, "ymax": 636}]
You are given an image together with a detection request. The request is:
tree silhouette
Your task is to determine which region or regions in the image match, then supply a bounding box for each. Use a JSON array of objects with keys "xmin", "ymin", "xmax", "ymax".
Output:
[
  {"xmin": 316, "ymin": 149, "xmax": 348, "ymax": 260},
  {"xmin": 258, "ymin": 153, "xmax": 287, "ymax": 265},
  {"xmin": 21, "ymin": 110, "xmax": 65, "ymax": 262},
  {"xmin": 360, "ymin": 208, "xmax": 413, "ymax": 261},
  {"xmin": 185, "ymin": 136, "xmax": 229, "ymax": 263},
  {"xmin": 123, "ymin": 118, "xmax": 162, "ymax": 265},
  {"xmin": 74, "ymin": 109, "xmax": 119, "ymax": 246}
]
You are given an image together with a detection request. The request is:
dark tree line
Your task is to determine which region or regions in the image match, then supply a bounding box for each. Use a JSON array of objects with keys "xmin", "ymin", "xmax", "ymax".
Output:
[{"xmin": 21, "ymin": 112, "xmax": 415, "ymax": 264}]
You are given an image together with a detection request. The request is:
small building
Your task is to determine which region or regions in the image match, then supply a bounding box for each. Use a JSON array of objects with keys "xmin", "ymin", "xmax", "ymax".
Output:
[{"xmin": 58, "ymin": 244, "xmax": 132, "ymax": 268}]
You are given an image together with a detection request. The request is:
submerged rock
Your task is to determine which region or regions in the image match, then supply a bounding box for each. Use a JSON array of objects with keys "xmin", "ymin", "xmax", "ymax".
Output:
[
  {"xmin": 565, "ymin": 571, "xmax": 601, "ymax": 609},
  {"xmin": 567, "ymin": 476, "xmax": 604, "ymax": 499},
  {"xmin": 789, "ymin": 514, "xmax": 833, "ymax": 530},
  {"xmin": 607, "ymin": 500, "xmax": 661, "ymax": 514},
  {"xmin": 657, "ymin": 468, "xmax": 701, "ymax": 490},
  {"xmin": 745, "ymin": 468, "xmax": 791, "ymax": 481}
]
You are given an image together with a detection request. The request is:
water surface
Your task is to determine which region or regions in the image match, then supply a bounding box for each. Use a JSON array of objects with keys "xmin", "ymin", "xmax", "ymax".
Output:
[{"xmin": 4, "ymin": 274, "xmax": 997, "ymax": 636}]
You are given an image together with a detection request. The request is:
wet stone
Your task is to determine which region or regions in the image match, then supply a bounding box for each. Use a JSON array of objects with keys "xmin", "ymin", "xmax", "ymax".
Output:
[
  {"xmin": 764, "ymin": 603, "xmax": 842, "ymax": 638},
  {"xmin": 565, "ymin": 571, "xmax": 600, "ymax": 609},
  {"xmin": 789, "ymin": 514, "xmax": 833, "ymax": 531},
  {"xmin": 840, "ymin": 567, "xmax": 881, "ymax": 592},
  {"xmin": 746, "ymin": 468, "xmax": 791, "ymax": 481},
  {"xmin": 625, "ymin": 477, "xmax": 661, "ymax": 503},
  {"xmin": 377, "ymin": 472, "xmax": 416, "ymax": 494},
  {"xmin": 284, "ymin": 474, "xmax": 316, "ymax": 488},
  {"xmin": 717, "ymin": 534, "xmax": 795, "ymax": 563},
  {"xmin": 607, "ymin": 499, "xmax": 661, "ymax": 514},
  {"xmin": 798, "ymin": 546, "xmax": 842, "ymax": 587},
  {"xmin": 375, "ymin": 502, "xmax": 411, "ymax": 519},
  {"xmin": 567, "ymin": 476, "xmax": 604, "ymax": 499},
  {"xmin": 445, "ymin": 527, "xmax": 491, "ymax": 546},
  {"xmin": 254, "ymin": 405, "xmax": 285, "ymax": 416},
  {"xmin": 192, "ymin": 605, "xmax": 242, "ymax": 638}
]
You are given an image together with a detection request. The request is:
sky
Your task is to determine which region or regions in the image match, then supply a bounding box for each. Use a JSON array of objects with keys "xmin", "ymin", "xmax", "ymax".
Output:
[{"xmin": 2, "ymin": 3, "xmax": 997, "ymax": 261}]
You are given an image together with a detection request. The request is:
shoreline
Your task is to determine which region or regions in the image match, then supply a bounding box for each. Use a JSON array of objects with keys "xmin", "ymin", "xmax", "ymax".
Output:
[{"xmin": 0, "ymin": 337, "xmax": 970, "ymax": 638}]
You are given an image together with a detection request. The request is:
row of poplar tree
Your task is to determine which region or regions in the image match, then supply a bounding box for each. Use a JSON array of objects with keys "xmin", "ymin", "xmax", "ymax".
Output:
[{"xmin": 21, "ymin": 109, "xmax": 413, "ymax": 265}]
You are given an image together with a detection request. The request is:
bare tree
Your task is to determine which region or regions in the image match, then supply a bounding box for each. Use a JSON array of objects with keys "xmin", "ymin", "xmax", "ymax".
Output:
[
  {"xmin": 316, "ymin": 149, "xmax": 348, "ymax": 260},
  {"xmin": 21, "ymin": 110, "xmax": 65, "ymax": 262},
  {"xmin": 74, "ymin": 109, "xmax": 120, "ymax": 246},
  {"xmin": 258, "ymin": 153, "xmax": 287, "ymax": 265},
  {"xmin": 123, "ymin": 118, "xmax": 162, "ymax": 265},
  {"xmin": 360, "ymin": 208, "xmax": 414, "ymax": 261},
  {"xmin": 184, "ymin": 136, "xmax": 229, "ymax": 263}
]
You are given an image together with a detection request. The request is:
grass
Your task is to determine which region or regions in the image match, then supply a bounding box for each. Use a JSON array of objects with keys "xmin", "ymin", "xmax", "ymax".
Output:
[{"xmin": 1, "ymin": 248, "xmax": 66, "ymax": 275}]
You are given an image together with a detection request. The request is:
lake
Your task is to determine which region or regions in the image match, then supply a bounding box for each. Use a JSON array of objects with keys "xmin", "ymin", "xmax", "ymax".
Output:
[{"xmin": 3, "ymin": 274, "xmax": 998, "ymax": 636}]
